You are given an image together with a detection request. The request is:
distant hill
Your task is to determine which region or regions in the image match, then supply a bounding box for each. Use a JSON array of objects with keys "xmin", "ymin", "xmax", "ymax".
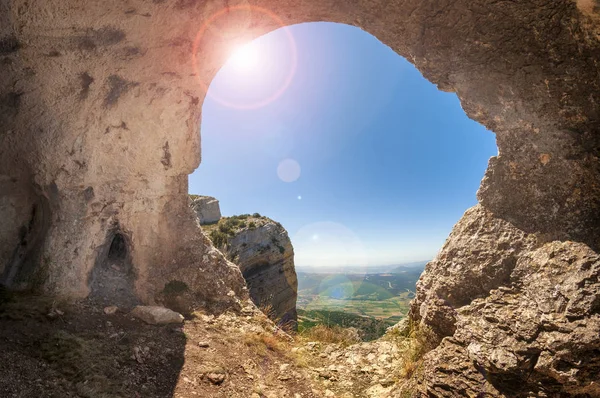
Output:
[
  {"xmin": 295, "ymin": 260, "xmax": 428, "ymax": 275},
  {"xmin": 295, "ymin": 261, "xmax": 427, "ymax": 339},
  {"xmin": 297, "ymin": 269, "xmax": 423, "ymax": 300},
  {"xmin": 389, "ymin": 260, "xmax": 428, "ymax": 274}
]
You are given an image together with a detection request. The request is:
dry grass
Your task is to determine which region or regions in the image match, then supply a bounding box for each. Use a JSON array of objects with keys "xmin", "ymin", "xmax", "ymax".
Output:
[
  {"xmin": 386, "ymin": 320, "xmax": 436, "ymax": 379},
  {"xmin": 243, "ymin": 332, "xmax": 289, "ymax": 357},
  {"xmin": 299, "ymin": 324, "xmax": 360, "ymax": 347}
]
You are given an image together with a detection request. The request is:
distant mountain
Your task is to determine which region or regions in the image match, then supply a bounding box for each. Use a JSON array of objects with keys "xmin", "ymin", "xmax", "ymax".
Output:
[
  {"xmin": 295, "ymin": 260, "xmax": 429, "ymax": 275},
  {"xmin": 389, "ymin": 261, "xmax": 428, "ymax": 274}
]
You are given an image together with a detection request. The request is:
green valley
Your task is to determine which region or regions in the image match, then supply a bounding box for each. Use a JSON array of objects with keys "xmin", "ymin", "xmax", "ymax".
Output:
[{"xmin": 296, "ymin": 263, "xmax": 426, "ymax": 340}]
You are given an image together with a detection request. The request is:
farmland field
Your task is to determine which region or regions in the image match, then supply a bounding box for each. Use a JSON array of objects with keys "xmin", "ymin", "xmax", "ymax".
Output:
[{"xmin": 296, "ymin": 263, "xmax": 426, "ymax": 339}]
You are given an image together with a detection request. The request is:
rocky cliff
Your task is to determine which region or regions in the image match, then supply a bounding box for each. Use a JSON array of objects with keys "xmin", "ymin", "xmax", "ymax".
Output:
[
  {"xmin": 203, "ymin": 214, "xmax": 298, "ymax": 328},
  {"xmin": 190, "ymin": 195, "xmax": 221, "ymax": 225}
]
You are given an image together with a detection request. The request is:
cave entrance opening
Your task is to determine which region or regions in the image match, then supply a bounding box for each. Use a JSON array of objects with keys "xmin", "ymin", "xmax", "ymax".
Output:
[
  {"xmin": 89, "ymin": 229, "xmax": 138, "ymax": 309},
  {"xmin": 190, "ymin": 21, "xmax": 497, "ymax": 339}
]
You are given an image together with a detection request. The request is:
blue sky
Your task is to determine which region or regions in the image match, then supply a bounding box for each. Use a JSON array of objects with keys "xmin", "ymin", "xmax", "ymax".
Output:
[{"xmin": 189, "ymin": 22, "xmax": 497, "ymax": 268}]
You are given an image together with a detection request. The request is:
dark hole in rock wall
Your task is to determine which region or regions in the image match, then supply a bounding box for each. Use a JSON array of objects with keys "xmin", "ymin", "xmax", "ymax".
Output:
[
  {"xmin": 76, "ymin": 27, "xmax": 126, "ymax": 52},
  {"xmin": 103, "ymin": 75, "xmax": 138, "ymax": 108},
  {"xmin": 1, "ymin": 192, "xmax": 51, "ymax": 291},
  {"xmin": 0, "ymin": 35, "xmax": 20, "ymax": 54},
  {"xmin": 0, "ymin": 91, "xmax": 23, "ymax": 120},
  {"xmin": 108, "ymin": 233, "xmax": 127, "ymax": 260},
  {"xmin": 89, "ymin": 230, "xmax": 138, "ymax": 309},
  {"xmin": 79, "ymin": 72, "xmax": 94, "ymax": 100}
]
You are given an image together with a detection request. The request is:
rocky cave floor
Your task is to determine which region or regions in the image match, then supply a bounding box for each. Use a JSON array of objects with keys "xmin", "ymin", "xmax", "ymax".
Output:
[{"xmin": 0, "ymin": 289, "xmax": 414, "ymax": 398}]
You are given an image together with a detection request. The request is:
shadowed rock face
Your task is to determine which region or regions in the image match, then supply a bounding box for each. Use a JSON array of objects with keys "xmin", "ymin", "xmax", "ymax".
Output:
[
  {"xmin": 204, "ymin": 215, "xmax": 298, "ymax": 329},
  {"xmin": 1, "ymin": 0, "xmax": 599, "ymax": 395}
]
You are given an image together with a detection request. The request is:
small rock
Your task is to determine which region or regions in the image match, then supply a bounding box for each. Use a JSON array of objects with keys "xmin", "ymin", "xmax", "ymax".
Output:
[
  {"xmin": 206, "ymin": 372, "xmax": 226, "ymax": 385},
  {"xmin": 104, "ymin": 306, "xmax": 119, "ymax": 315},
  {"xmin": 198, "ymin": 341, "xmax": 210, "ymax": 348},
  {"xmin": 130, "ymin": 306, "xmax": 184, "ymax": 325},
  {"xmin": 380, "ymin": 378, "xmax": 395, "ymax": 387},
  {"xmin": 325, "ymin": 390, "xmax": 335, "ymax": 397},
  {"xmin": 132, "ymin": 346, "xmax": 150, "ymax": 364},
  {"xmin": 46, "ymin": 309, "xmax": 64, "ymax": 319},
  {"xmin": 306, "ymin": 342, "xmax": 319, "ymax": 350}
]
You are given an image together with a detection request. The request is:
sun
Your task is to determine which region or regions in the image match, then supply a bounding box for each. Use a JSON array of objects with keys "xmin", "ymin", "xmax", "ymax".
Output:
[{"xmin": 228, "ymin": 43, "xmax": 260, "ymax": 72}]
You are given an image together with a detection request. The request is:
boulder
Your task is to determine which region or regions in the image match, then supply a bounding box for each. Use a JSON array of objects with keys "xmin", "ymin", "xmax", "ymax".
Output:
[
  {"xmin": 190, "ymin": 195, "xmax": 222, "ymax": 225},
  {"xmin": 130, "ymin": 306, "xmax": 184, "ymax": 325}
]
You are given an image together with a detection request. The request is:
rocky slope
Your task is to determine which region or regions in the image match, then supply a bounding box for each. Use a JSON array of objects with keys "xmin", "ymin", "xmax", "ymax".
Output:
[{"xmin": 203, "ymin": 214, "xmax": 298, "ymax": 328}]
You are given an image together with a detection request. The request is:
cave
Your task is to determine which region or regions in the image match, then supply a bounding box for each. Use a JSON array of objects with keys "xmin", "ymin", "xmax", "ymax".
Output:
[
  {"xmin": 1, "ymin": 1, "xmax": 599, "ymax": 396},
  {"xmin": 88, "ymin": 229, "xmax": 138, "ymax": 308},
  {"xmin": 108, "ymin": 232, "xmax": 127, "ymax": 262}
]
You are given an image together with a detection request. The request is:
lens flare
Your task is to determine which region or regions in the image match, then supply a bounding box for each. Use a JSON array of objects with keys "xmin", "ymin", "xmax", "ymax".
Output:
[
  {"xmin": 277, "ymin": 158, "xmax": 301, "ymax": 182},
  {"xmin": 228, "ymin": 42, "xmax": 260, "ymax": 72},
  {"xmin": 192, "ymin": 5, "xmax": 298, "ymax": 110}
]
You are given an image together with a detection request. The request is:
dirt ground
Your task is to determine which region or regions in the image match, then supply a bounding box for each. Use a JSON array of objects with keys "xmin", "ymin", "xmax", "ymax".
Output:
[
  {"xmin": 0, "ymin": 289, "xmax": 324, "ymax": 398},
  {"xmin": 0, "ymin": 289, "xmax": 416, "ymax": 398}
]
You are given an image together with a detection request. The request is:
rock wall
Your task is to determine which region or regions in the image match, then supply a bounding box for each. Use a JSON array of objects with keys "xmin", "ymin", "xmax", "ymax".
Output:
[
  {"xmin": 204, "ymin": 215, "xmax": 298, "ymax": 328},
  {"xmin": 1, "ymin": 1, "xmax": 599, "ymax": 395},
  {"xmin": 408, "ymin": 207, "xmax": 600, "ymax": 396},
  {"xmin": 190, "ymin": 195, "xmax": 221, "ymax": 225}
]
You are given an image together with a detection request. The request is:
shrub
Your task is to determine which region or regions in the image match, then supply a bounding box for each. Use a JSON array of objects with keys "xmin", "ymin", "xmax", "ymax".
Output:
[
  {"xmin": 248, "ymin": 221, "xmax": 257, "ymax": 229},
  {"xmin": 252, "ymin": 212, "xmax": 261, "ymax": 218},
  {"xmin": 243, "ymin": 332, "xmax": 287, "ymax": 357},
  {"xmin": 209, "ymin": 230, "xmax": 228, "ymax": 247}
]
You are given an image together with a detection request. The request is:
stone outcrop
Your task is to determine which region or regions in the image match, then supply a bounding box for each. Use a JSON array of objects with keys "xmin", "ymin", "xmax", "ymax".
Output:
[
  {"xmin": 204, "ymin": 215, "xmax": 298, "ymax": 328},
  {"xmin": 1, "ymin": 1, "xmax": 600, "ymax": 395},
  {"xmin": 409, "ymin": 240, "xmax": 600, "ymax": 397},
  {"xmin": 190, "ymin": 195, "xmax": 221, "ymax": 225}
]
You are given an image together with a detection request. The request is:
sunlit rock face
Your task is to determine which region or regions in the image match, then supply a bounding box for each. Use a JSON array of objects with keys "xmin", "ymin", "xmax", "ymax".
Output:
[
  {"xmin": 203, "ymin": 215, "xmax": 298, "ymax": 329},
  {"xmin": 190, "ymin": 195, "xmax": 221, "ymax": 225},
  {"xmin": 1, "ymin": 0, "xmax": 599, "ymax": 395}
]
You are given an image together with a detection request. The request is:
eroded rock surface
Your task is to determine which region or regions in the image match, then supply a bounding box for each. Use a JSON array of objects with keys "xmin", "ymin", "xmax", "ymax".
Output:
[
  {"xmin": 190, "ymin": 195, "xmax": 222, "ymax": 225},
  {"xmin": 409, "ymin": 229, "xmax": 600, "ymax": 396},
  {"xmin": 204, "ymin": 215, "xmax": 298, "ymax": 328}
]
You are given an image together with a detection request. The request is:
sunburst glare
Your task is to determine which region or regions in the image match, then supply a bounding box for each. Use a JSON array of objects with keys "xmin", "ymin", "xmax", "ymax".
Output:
[{"xmin": 228, "ymin": 42, "xmax": 261, "ymax": 73}]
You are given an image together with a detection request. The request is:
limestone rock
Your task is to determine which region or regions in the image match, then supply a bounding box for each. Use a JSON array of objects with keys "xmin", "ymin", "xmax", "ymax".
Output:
[
  {"xmin": 411, "ymin": 241, "xmax": 600, "ymax": 397},
  {"xmin": 130, "ymin": 306, "xmax": 184, "ymax": 325},
  {"xmin": 205, "ymin": 215, "xmax": 298, "ymax": 328},
  {"xmin": 190, "ymin": 195, "xmax": 221, "ymax": 225},
  {"xmin": 410, "ymin": 204, "xmax": 539, "ymax": 339}
]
